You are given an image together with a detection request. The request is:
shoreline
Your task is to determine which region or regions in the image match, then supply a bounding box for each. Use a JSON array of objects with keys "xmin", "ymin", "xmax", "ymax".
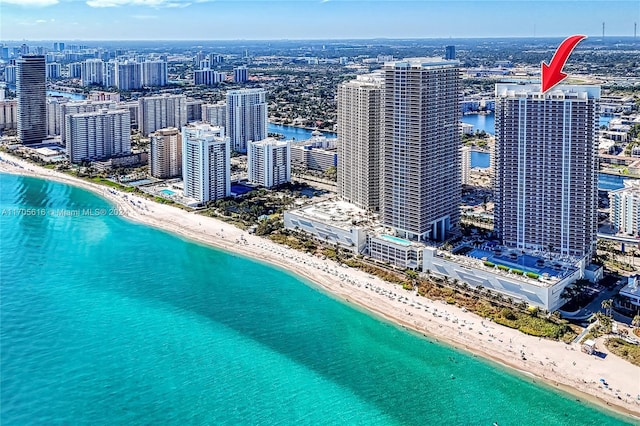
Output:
[{"xmin": 1, "ymin": 153, "xmax": 639, "ymax": 420}]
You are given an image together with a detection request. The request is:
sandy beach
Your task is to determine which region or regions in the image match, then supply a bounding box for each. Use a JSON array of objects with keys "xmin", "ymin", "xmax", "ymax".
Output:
[{"xmin": 1, "ymin": 153, "xmax": 639, "ymax": 419}]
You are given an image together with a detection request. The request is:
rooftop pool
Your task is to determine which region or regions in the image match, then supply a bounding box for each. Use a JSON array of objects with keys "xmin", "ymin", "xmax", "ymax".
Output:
[{"xmin": 464, "ymin": 248, "xmax": 571, "ymax": 278}]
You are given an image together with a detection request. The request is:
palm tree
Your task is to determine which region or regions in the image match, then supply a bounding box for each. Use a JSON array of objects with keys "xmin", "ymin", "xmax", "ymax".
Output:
[
  {"xmin": 601, "ymin": 299, "xmax": 613, "ymax": 318},
  {"xmin": 632, "ymin": 314, "xmax": 640, "ymax": 330}
]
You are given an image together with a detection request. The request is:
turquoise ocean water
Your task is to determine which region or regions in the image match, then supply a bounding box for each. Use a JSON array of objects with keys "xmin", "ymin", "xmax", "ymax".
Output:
[{"xmin": 0, "ymin": 173, "xmax": 634, "ymax": 425}]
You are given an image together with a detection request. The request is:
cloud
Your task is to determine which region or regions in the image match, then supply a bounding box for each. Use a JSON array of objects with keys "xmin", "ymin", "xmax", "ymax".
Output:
[
  {"xmin": 0, "ymin": 0, "xmax": 59, "ymax": 6},
  {"xmin": 86, "ymin": 0, "xmax": 190, "ymax": 7}
]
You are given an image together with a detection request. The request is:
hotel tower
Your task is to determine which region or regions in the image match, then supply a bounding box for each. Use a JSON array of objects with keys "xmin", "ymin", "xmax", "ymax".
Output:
[
  {"xmin": 337, "ymin": 73, "xmax": 383, "ymax": 211},
  {"xmin": 17, "ymin": 55, "xmax": 46, "ymax": 145},
  {"xmin": 494, "ymin": 83, "xmax": 599, "ymax": 259},
  {"xmin": 380, "ymin": 58, "xmax": 462, "ymax": 242}
]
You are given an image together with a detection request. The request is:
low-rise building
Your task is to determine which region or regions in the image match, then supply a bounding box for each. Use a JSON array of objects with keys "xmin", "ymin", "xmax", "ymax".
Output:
[
  {"xmin": 422, "ymin": 246, "xmax": 585, "ymax": 311},
  {"xmin": 368, "ymin": 234, "xmax": 423, "ymax": 269},
  {"xmin": 617, "ymin": 275, "xmax": 640, "ymax": 315},
  {"xmin": 290, "ymin": 134, "xmax": 338, "ymax": 173},
  {"xmin": 284, "ymin": 200, "xmax": 371, "ymax": 253}
]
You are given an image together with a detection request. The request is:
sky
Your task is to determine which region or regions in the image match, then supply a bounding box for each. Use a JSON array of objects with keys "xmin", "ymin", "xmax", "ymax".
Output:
[{"xmin": 0, "ymin": 0, "xmax": 639, "ymax": 40}]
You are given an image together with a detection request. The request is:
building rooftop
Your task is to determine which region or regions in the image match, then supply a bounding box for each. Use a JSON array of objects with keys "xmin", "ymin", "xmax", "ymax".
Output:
[
  {"xmin": 288, "ymin": 200, "xmax": 374, "ymax": 231},
  {"xmin": 620, "ymin": 275, "xmax": 640, "ymax": 298},
  {"xmin": 384, "ymin": 57, "xmax": 460, "ymax": 69},
  {"xmin": 495, "ymin": 83, "xmax": 601, "ymax": 100}
]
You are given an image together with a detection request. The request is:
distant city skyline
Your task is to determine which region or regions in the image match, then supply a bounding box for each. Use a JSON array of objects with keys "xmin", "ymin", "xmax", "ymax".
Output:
[{"xmin": 1, "ymin": 1, "xmax": 638, "ymax": 40}]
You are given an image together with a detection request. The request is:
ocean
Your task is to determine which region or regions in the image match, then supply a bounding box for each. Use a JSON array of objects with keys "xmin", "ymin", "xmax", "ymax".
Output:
[{"xmin": 0, "ymin": 173, "xmax": 632, "ymax": 425}]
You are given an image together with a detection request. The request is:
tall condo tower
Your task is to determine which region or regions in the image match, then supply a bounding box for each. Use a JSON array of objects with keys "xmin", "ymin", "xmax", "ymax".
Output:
[
  {"xmin": 380, "ymin": 58, "xmax": 462, "ymax": 241},
  {"xmin": 150, "ymin": 127, "xmax": 182, "ymax": 179},
  {"xmin": 494, "ymin": 83, "xmax": 599, "ymax": 259},
  {"xmin": 66, "ymin": 109, "xmax": 131, "ymax": 163},
  {"xmin": 247, "ymin": 137, "xmax": 291, "ymax": 188},
  {"xmin": 337, "ymin": 73, "xmax": 383, "ymax": 211},
  {"xmin": 139, "ymin": 94, "xmax": 187, "ymax": 136},
  {"xmin": 17, "ymin": 55, "xmax": 46, "ymax": 145},
  {"xmin": 226, "ymin": 88, "xmax": 268, "ymax": 153},
  {"xmin": 182, "ymin": 123, "xmax": 231, "ymax": 203}
]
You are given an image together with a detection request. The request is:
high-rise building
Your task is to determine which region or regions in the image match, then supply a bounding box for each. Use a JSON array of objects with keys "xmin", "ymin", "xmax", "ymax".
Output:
[
  {"xmin": 150, "ymin": 127, "xmax": 182, "ymax": 179},
  {"xmin": 194, "ymin": 69, "xmax": 225, "ymax": 86},
  {"xmin": 4, "ymin": 65, "xmax": 17, "ymax": 84},
  {"xmin": 233, "ymin": 66, "xmax": 248, "ymax": 83},
  {"xmin": 186, "ymin": 99, "xmax": 203, "ymax": 122},
  {"xmin": 445, "ymin": 45, "xmax": 456, "ymax": 60},
  {"xmin": 494, "ymin": 83, "xmax": 599, "ymax": 258},
  {"xmin": 57, "ymin": 100, "xmax": 117, "ymax": 141},
  {"xmin": 139, "ymin": 94, "xmax": 187, "ymax": 136},
  {"xmin": 68, "ymin": 62, "xmax": 82, "ymax": 79},
  {"xmin": 0, "ymin": 99, "xmax": 17, "ymax": 131},
  {"xmin": 182, "ymin": 123, "xmax": 231, "ymax": 203},
  {"xmin": 17, "ymin": 55, "xmax": 47, "ymax": 145},
  {"xmin": 103, "ymin": 61, "xmax": 116, "ymax": 88},
  {"xmin": 46, "ymin": 63, "xmax": 61, "ymax": 80},
  {"xmin": 609, "ymin": 181, "xmax": 640, "ymax": 237},
  {"xmin": 66, "ymin": 109, "xmax": 131, "ymax": 163},
  {"xmin": 81, "ymin": 59, "xmax": 104, "ymax": 86},
  {"xmin": 141, "ymin": 60, "xmax": 168, "ymax": 87},
  {"xmin": 461, "ymin": 145, "xmax": 471, "ymax": 185},
  {"xmin": 202, "ymin": 102, "xmax": 226, "ymax": 127},
  {"xmin": 337, "ymin": 73, "xmax": 383, "ymax": 211},
  {"xmin": 115, "ymin": 62, "xmax": 142, "ymax": 91},
  {"xmin": 226, "ymin": 88, "xmax": 268, "ymax": 153},
  {"xmin": 247, "ymin": 138, "xmax": 291, "ymax": 188},
  {"xmin": 380, "ymin": 58, "xmax": 461, "ymax": 242}
]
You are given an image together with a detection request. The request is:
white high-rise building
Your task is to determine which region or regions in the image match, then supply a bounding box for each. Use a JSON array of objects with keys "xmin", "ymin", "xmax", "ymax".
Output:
[
  {"xmin": 115, "ymin": 62, "xmax": 142, "ymax": 91},
  {"xmin": 202, "ymin": 102, "xmax": 226, "ymax": 127},
  {"xmin": 81, "ymin": 59, "xmax": 104, "ymax": 86},
  {"xmin": 226, "ymin": 88, "xmax": 268, "ymax": 153},
  {"xmin": 380, "ymin": 58, "xmax": 462, "ymax": 242},
  {"xmin": 141, "ymin": 60, "xmax": 168, "ymax": 87},
  {"xmin": 66, "ymin": 109, "xmax": 131, "ymax": 163},
  {"xmin": 337, "ymin": 73, "xmax": 383, "ymax": 211},
  {"xmin": 233, "ymin": 66, "xmax": 248, "ymax": 83},
  {"xmin": 150, "ymin": 127, "xmax": 182, "ymax": 179},
  {"xmin": 139, "ymin": 94, "xmax": 187, "ymax": 136},
  {"xmin": 182, "ymin": 123, "xmax": 231, "ymax": 203},
  {"xmin": 68, "ymin": 62, "xmax": 82, "ymax": 79},
  {"xmin": 248, "ymin": 138, "xmax": 291, "ymax": 188},
  {"xmin": 0, "ymin": 99, "xmax": 17, "ymax": 131},
  {"xmin": 461, "ymin": 146, "xmax": 471, "ymax": 185},
  {"xmin": 194, "ymin": 69, "xmax": 225, "ymax": 86},
  {"xmin": 17, "ymin": 55, "xmax": 47, "ymax": 145},
  {"xmin": 609, "ymin": 181, "xmax": 640, "ymax": 237},
  {"xmin": 494, "ymin": 83, "xmax": 599, "ymax": 258},
  {"xmin": 4, "ymin": 65, "xmax": 17, "ymax": 84},
  {"xmin": 56, "ymin": 100, "xmax": 117, "ymax": 141},
  {"xmin": 46, "ymin": 63, "xmax": 61, "ymax": 80}
]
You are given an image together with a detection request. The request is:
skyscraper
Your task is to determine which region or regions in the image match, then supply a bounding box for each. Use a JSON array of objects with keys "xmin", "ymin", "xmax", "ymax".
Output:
[
  {"xmin": 115, "ymin": 62, "xmax": 142, "ymax": 91},
  {"xmin": 141, "ymin": 60, "xmax": 168, "ymax": 87},
  {"xmin": 202, "ymin": 102, "xmax": 226, "ymax": 127},
  {"xmin": 380, "ymin": 58, "xmax": 461, "ymax": 242},
  {"xmin": 182, "ymin": 123, "xmax": 231, "ymax": 203},
  {"xmin": 609, "ymin": 181, "xmax": 640, "ymax": 237},
  {"xmin": 247, "ymin": 138, "xmax": 291, "ymax": 188},
  {"xmin": 81, "ymin": 59, "xmax": 104, "ymax": 86},
  {"xmin": 17, "ymin": 55, "xmax": 47, "ymax": 145},
  {"xmin": 66, "ymin": 109, "xmax": 131, "ymax": 163},
  {"xmin": 226, "ymin": 88, "xmax": 268, "ymax": 153},
  {"xmin": 337, "ymin": 73, "xmax": 383, "ymax": 211},
  {"xmin": 445, "ymin": 45, "xmax": 456, "ymax": 60},
  {"xmin": 494, "ymin": 83, "xmax": 599, "ymax": 258},
  {"xmin": 150, "ymin": 127, "xmax": 182, "ymax": 179},
  {"xmin": 139, "ymin": 94, "xmax": 187, "ymax": 136}
]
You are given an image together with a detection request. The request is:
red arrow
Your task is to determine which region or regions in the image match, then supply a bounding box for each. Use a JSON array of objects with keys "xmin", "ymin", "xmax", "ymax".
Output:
[{"xmin": 541, "ymin": 35, "xmax": 587, "ymax": 93}]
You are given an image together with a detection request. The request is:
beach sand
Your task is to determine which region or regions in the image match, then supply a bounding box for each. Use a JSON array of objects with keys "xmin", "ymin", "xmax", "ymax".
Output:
[{"xmin": 1, "ymin": 153, "xmax": 639, "ymax": 419}]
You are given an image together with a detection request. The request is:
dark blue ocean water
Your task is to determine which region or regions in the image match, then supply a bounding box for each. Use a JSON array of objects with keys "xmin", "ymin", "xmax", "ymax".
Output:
[{"xmin": 0, "ymin": 173, "xmax": 633, "ymax": 425}]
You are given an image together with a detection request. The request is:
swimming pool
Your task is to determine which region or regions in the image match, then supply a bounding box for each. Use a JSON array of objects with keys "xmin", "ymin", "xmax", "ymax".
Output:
[{"xmin": 160, "ymin": 189, "xmax": 175, "ymax": 195}]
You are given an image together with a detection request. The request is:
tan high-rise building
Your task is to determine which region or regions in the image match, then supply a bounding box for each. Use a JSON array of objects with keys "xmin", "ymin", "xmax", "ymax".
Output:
[
  {"xmin": 337, "ymin": 73, "xmax": 383, "ymax": 211},
  {"xmin": 380, "ymin": 58, "xmax": 462, "ymax": 242},
  {"xmin": 494, "ymin": 84, "xmax": 599, "ymax": 258},
  {"xmin": 150, "ymin": 127, "xmax": 182, "ymax": 179},
  {"xmin": 139, "ymin": 94, "xmax": 187, "ymax": 136}
]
